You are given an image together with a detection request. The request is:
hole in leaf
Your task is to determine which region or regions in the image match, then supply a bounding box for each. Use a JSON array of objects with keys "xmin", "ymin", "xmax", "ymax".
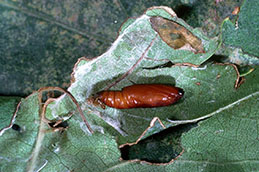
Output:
[
  {"xmin": 142, "ymin": 61, "xmax": 174, "ymax": 70},
  {"xmin": 206, "ymin": 54, "xmax": 229, "ymax": 63},
  {"xmin": 41, "ymin": 90, "xmax": 64, "ymax": 103},
  {"xmin": 120, "ymin": 123, "xmax": 197, "ymax": 163},
  {"xmin": 12, "ymin": 124, "xmax": 21, "ymax": 132},
  {"xmin": 49, "ymin": 121, "xmax": 69, "ymax": 129}
]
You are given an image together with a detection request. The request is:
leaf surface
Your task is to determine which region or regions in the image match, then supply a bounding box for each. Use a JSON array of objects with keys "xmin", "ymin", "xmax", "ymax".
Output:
[
  {"xmin": 1, "ymin": 4, "xmax": 259, "ymax": 172},
  {"xmin": 222, "ymin": 0, "xmax": 259, "ymax": 64}
]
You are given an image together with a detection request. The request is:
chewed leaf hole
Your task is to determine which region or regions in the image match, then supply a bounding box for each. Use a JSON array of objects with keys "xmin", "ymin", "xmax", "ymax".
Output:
[
  {"xmin": 40, "ymin": 90, "xmax": 64, "ymax": 103},
  {"xmin": 142, "ymin": 61, "xmax": 174, "ymax": 70},
  {"xmin": 49, "ymin": 121, "xmax": 69, "ymax": 129},
  {"xmin": 12, "ymin": 124, "xmax": 21, "ymax": 132},
  {"xmin": 120, "ymin": 123, "xmax": 197, "ymax": 164}
]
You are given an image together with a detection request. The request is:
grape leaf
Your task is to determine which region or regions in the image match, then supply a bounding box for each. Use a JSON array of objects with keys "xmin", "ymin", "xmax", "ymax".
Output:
[
  {"xmin": 222, "ymin": 0, "xmax": 259, "ymax": 64},
  {"xmin": 1, "ymin": 5, "xmax": 259, "ymax": 172}
]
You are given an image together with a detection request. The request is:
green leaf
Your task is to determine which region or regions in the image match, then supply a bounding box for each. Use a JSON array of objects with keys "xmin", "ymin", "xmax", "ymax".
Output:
[
  {"xmin": 1, "ymin": 65, "xmax": 259, "ymax": 170},
  {"xmin": 69, "ymin": 59, "xmax": 258, "ymax": 145},
  {"xmin": 1, "ymin": 5, "xmax": 259, "ymax": 172},
  {"xmin": 68, "ymin": 7, "xmax": 219, "ymax": 144},
  {"xmin": 179, "ymin": 92, "xmax": 259, "ymax": 172},
  {"xmin": 222, "ymin": 0, "xmax": 259, "ymax": 60},
  {"xmin": 0, "ymin": 0, "xmax": 243, "ymax": 95},
  {"xmin": 0, "ymin": 96, "xmax": 21, "ymax": 128},
  {"xmin": 108, "ymin": 69, "xmax": 259, "ymax": 171},
  {"xmin": 228, "ymin": 48, "xmax": 259, "ymax": 65},
  {"xmin": 0, "ymin": 94, "xmax": 40, "ymax": 171},
  {"xmin": 0, "ymin": 93, "xmax": 121, "ymax": 172}
]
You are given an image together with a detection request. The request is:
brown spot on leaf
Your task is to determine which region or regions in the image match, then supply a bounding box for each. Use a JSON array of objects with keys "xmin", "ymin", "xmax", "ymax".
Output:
[{"xmin": 150, "ymin": 16, "xmax": 205, "ymax": 54}]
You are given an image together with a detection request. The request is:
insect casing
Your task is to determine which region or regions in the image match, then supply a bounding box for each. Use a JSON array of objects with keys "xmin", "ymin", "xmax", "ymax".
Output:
[{"xmin": 96, "ymin": 84, "xmax": 184, "ymax": 109}]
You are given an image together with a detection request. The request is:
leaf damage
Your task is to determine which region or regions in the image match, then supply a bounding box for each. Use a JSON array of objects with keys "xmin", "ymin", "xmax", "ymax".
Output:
[
  {"xmin": 2, "ymin": 4, "xmax": 256, "ymax": 171},
  {"xmin": 150, "ymin": 16, "xmax": 205, "ymax": 54},
  {"xmin": 0, "ymin": 86, "xmax": 94, "ymax": 171},
  {"xmin": 119, "ymin": 117, "xmax": 192, "ymax": 165},
  {"xmin": 215, "ymin": 63, "xmax": 244, "ymax": 89},
  {"xmin": 0, "ymin": 101, "xmax": 21, "ymax": 136},
  {"xmin": 37, "ymin": 87, "xmax": 93, "ymax": 133}
]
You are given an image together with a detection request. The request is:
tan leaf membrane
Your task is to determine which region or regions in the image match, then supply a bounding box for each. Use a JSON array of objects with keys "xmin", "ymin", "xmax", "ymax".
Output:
[{"xmin": 150, "ymin": 16, "xmax": 205, "ymax": 54}]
